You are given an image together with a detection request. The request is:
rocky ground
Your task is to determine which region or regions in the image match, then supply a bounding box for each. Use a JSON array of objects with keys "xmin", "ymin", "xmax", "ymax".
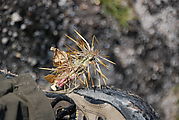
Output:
[{"xmin": 0, "ymin": 0, "xmax": 179, "ymax": 119}]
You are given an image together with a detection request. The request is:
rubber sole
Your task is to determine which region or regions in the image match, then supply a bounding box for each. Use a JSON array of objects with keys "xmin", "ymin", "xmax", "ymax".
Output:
[{"xmin": 71, "ymin": 87, "xmax": 159, "ymax": 120}]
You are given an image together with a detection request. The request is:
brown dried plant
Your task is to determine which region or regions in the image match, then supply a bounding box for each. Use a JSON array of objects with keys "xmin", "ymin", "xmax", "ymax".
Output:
[{"xmin": 41, "ymin": 30, "xmax": 115, "ymax": 91}]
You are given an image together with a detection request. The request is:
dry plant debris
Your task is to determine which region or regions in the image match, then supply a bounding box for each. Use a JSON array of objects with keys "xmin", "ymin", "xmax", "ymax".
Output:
[{"xmin": 41, "ymin": 30, "xmax": 115, "ymax": 91}]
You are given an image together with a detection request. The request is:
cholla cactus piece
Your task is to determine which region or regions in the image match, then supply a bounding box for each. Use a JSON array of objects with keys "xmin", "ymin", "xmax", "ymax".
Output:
[{"xmin": 41, "ymin": 30, "xmax": 115, "ymax": 91}]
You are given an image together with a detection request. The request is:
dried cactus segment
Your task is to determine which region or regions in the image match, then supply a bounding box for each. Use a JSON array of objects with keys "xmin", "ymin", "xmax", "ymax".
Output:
[{"xmin": 42, "ymin": 30, "xmax": 115, "ymax": 91}]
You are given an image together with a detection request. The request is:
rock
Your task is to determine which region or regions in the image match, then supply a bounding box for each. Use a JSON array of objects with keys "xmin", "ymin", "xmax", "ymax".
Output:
[
  {"xmin": 11, "ymin": 12, "xmax": 22, "ymax": 25},
  {"xmin": 28, "ymin": 57, "xmax": 37, "ymax": 66},
  {"xmin": 161, "ymin": 84, "xmax": 179, "ymax": 120},
  {"xmin": 1, "ymin": 37, "xmax": 9, "ymax": 44},
  {"xmin": 133, "ymin": 0, "xmax": 179, "ymax": 49},
  {"xmin": 114, "ymin": 46, "xmax": 136, "ymax": 68}
]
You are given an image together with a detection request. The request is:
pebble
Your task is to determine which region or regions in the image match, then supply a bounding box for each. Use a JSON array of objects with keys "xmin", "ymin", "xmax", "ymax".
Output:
[
  {"xmin": 21, "ymin": 24, "xmax": 26, "ymax": 30},
  {"xmin": 2, "ymin": 28, "xmax": 8, "ymax": 33},
  {"xmin": 12, "ymin": 32, "xmax": 18, "ymax": 37},
  {"xmin": 1, "ymin": 37, "xmax": 9, "ymax": 44},
  {"xmin": 28, "ymin": 57, "xmax": 37, "ymax": 66},
  {"xmin": 11, "ymin": 12, "xmax": 22, "ymax": 23},
  {"xmin": 58, "ymin": 0, "xmax": 66, "ymax": 6},
  {"xmin": 15, "ymin": 52, "xmax": 21, "ymax": 58}
]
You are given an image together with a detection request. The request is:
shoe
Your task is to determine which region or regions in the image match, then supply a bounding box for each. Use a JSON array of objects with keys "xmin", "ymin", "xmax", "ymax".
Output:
[{"xmin": 46, "ymin": 87, "xmax": 159, "ymax": 120}]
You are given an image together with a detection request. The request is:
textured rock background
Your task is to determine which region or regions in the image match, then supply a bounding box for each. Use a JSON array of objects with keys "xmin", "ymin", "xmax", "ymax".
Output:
[{"xmin": 0, "ymin": 0, "xmax": 179, "ymax": 119}]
